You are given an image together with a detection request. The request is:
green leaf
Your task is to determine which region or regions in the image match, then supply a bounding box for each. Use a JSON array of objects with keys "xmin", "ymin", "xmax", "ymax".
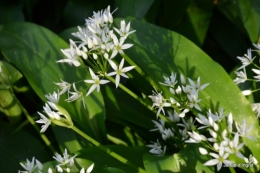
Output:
[
  {"xmin": 115, "ymin": 18, "xmax": 260, "ymax": 166},
  {"xmin": 76, "ymin": 146, "xmax": 148, "ymax": 173},
  {"xmin": 0, "ymin": 22, "xmax": 107, "ymax": 148},
  {"xmin": 0, "ymin": 61, "xmax": 23, "ymax": 123},
  {"xmin": 114, "ymin": 0, "xmax": 155, "ymax": 20},
  {"xmin": 0, "ymin": 90, "xmax": 21, "ymax": 124},
  {"xmin": 0, "ymin": 120, "xmax": 49, "ymax": 172},
  {"xmin": 174, "ymin": 0, "xmax": 214, "ymax": 46},
  {"xmin": 143, "ymin": 145, "xmax": 214, "ymax": 173},
  {"xmin": 217, "ymin": 0, "xmax": 260, "ymax": 42}
]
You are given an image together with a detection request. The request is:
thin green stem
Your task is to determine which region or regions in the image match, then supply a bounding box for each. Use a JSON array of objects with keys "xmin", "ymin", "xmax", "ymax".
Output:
[
  {"xmin": 12, "ymin": 91, "xmax": 56, "ymax": 153},
  {"xmin": 122, "ymin": 54, "xmax": 157, "ymax": 87},
  {"xmin": 105, "ymin": 75, "xmax": 151, "ymax": 110},
  {"xmin": 71, "ymin": 126, "xmax": 146, "ymax": 173},
  {"xmin": 105, "ymin": 76, "xmax": 169, "ymax": 123}
]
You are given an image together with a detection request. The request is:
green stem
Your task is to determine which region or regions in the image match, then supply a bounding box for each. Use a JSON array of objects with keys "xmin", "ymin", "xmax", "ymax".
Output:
[
  {"xmin": 122, "ymin": 54, "xmax": 157, "ymax": 87},
  {"xmin": 13, "ymin": 91, "xmax": 56, "ymax": 153},
  {"xmin": 105, "ymin": 75, "xmax": 151, "ymax": 110},
  {"xmin": 105, "ymin": 76, "xmax": 170, "ymax": 123},
  {"xmin": 71, "ymin": 126, "xmax": 146, "ymax": 173}
]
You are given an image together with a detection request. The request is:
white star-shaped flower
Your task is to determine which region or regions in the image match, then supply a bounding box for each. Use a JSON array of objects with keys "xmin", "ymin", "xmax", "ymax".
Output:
[
  {"xmin": 54, "ymin": 79, "xmax": 71, "ymax": 96},
  {"xmin": 234, "ymin": 69, "xmax": 247, "ymax": 84},
  {"xmin": 80, "ymin": 163, "xmax": 94, "ymax": 173},
  {"xmin": 53, "ymin": 149, "xmax": 77, "ymax": 168},
  {"xmin": 110, "ymin": 35, "xmax": 133, "ymax": 59},
  {"xmin": 84, "ymin": 68, "xmax": 110, "ymax": 96},
  {"xmin": 114, "ymin": 20, "xmax": 136, "ymax": 38},
  {"xmin": 204, "ymin": 148, "xmax": 233, "ymax": 171},
  {"xmin": 106, "ymin": 59, "xmax": 135, "ymax": 88},
  {"xmin": 57, "ymin": 39, "xmax": 81, "ymax": 67},
  {"xmin": 36, "ymin": 112, "xmax": 51, "ymax": 133}
]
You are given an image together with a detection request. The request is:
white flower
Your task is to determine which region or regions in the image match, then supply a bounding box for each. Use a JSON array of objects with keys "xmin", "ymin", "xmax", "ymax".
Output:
[
  {"xmin": 235, "ymin": 119, "xmax": 256, "ymax": 140},
  {"xmin": 185, "ymin": 131, "xmax": 207, "ymax": 143},
  {"xmin": 204, "ymin": 148, "xmax": 233, "ymax": 171},
  {"xmin": 237, "ymin": 48, "xmax": 255, "ymax": 70},
  {"xmin": 242, "ymin": 89, "xmax": 252, "ymax": 96},
  {"xmin": 199, "ymin": 147, "xmax": 208, "ymax": 155},
  {"xmin": 106, "ymin": 59, "xmax": 135, "ymax": 88},
  {"xmin": 225, "ymin": 133, "xmax": 244, "ymax": 159},
  {"xmin": 177, "ymin": 116, "xmax": 195, "ymax": 130},
  {"xmin": 188, "ymin": 77, "xmax": 209, "ymax": 91},
  {"xmin": 19, "ymin": 157, "xmax": 42, "ymax": 173},
  {"xmin": 56, "ymin": 165, "xmax": 63, "ymax": 172},
  {"xmin": 36, "ymin": 112, "xmax": 51, "ymax": 133},
  {"xmin": 53, "ymin": 149, "xmax": 77, "ymax": 168},
  {"xmin": 244, "ymin": 154, "xmax": 258, "ymax": 165},
  {"xmin": 196, "ymin": 113, "xmax": 219, "ymax": 131},
  {"xmin": 187, "ymin": 92, "xmax": 201, "ymax": 111},
  {"xmin": 161, "ymin": 128, "xmax": 174, "ymax": 141},
  {"xmin": 43, "ymin": 102, "xmax": 61, "ymax": 120},
  {"xmin": 227, "ymin": 113, "xmax": 233, "ymax": 133},
  {"xmin": 54, "ymin": 79, "xmax": 71, "ymax": 96},
  {"xmin": 147, "ymin": 140, "xmax": 166, "ymax": 155},
  {"xmin": 150, "ymin": 119, "xmax": 165, "ymax": 134},
  {"xmin": 252, "ymin": 68, "xmax": 260, "ymax": 81},
  {"xmin": 148, "ymin": 88, "xmax": 171, "ymax": 117},
  {"xmin": 48, "ymin": 168, "xmax": 53, "ymax": 173},
  {"xmin": 45, "ymin": 91, "xmax": 60, "ymax": 103},
  {"xmin": 159, "ymin": 72, "xmax": 177, "ymax": 87},
  {"xmin": 166, "ymin": 110, "xmax": 180, "ymax": 123},
  {"xmin": 110, "ymin": 35, "xmax": 133, "ymax": 59},
  {"xmin": 208, "ymin": 129, "xmax": 218, "ymax": 142},
  {"xmin": 252, "ymin": 103, "xmax": 260, "ymax": 118},
  {"xmin": 253, "ymin": 43, "xmax": 260, "ymax": 50},
  {"xmin": 57, "ymin": 39, "xmax": 81, "ymax": 67},
  {"xmin": 84, "ymin": 68, "xmax": 110, "ymax": 96},
  {"xmin": 80, "ymin": 163, "xmax": 94, "ymax": 173},
  {"xmin": 234, "ymin": 69, "xmax": 247, "ymax": 84},
  {"xmin": 114, "ymin": 20, "xmax": 135, "ymax": 38},
  {"xmin": 66, "ymin": 83, "xmax": 86, "ymax": 109}
]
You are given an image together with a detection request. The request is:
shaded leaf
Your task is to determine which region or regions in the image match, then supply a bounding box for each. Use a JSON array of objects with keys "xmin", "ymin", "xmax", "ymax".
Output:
[
  {"xmin": 0, "ymin": 22, "xmax": 107, "ymax": 149},
  {"xmin": 114, "ymin": 18, "xmax": 260, "ymax": 163}
]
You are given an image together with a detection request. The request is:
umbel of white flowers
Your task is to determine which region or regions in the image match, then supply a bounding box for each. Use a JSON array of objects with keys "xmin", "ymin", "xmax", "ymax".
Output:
[
  {"xmin": 18, "ymin": 149, "xmax": 94, "ymax": 173},
  {"xmin": 56, "ymin": 5, "xmax": 136, "ymax": 106}
]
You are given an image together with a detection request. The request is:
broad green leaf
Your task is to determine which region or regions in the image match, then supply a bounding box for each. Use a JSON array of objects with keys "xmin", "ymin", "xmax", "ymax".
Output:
[
  {"xmin": 217, "ymin": 0, "xmax": 260, "ymax": 43},
  {"xmin": 114, "ymin": 18, "xmax": 260, "ymax": 165},
  {"xmin": 143, "ymin": 145, "xmax": 214, "ymax": 173},
  {"xmin": 114, "ymin": 0, "xmax": 155, "ymax": 20},
  {"xmin": 174, "ymin": 0, "xmax": 214, "ymax": 46},
  {"xmin": 155, "ymin": 0, "xmax": 213, "ymax": 46},
  {"xmin": 0, "ymin": 22, "xmax": 107, "ymax": 149},
  {"xmin": 102, "ymin": 86, "xmax": 160, "ymax": 145},
  {"xmin": 206, "ymin": 10, "xmax": 249, "ymax": 64},
  {"xmin": 0, "ymin": 61, "xmax": 23, "ymax": 86},
  {"xmin": 0, "ymin": 120, "xmax": 49, "ymax": 172},
  {"xmin": 76, "ymin": 146, "xmax": 148, "ymax": 173}
]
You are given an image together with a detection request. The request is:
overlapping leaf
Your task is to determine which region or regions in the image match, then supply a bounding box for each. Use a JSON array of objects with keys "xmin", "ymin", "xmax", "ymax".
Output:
[
  {"xmin": 114, "ymin": 18, "xmax": 260, "ymax": 169},
  {"xmin": 0, "ymin": 22, "xmax": 107, "ymax": 149}
]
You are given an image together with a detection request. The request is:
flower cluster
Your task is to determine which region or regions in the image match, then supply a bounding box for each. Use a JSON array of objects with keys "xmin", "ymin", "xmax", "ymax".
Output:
[
  {"xmin": 36, "ymin": 5, "xmax": 136, "ymax": 134},
  {"xmin": 18, "ymin": 149, "xmax": 94, "ymax": 173},
  {"xmin": 192, "ymin": 109, "xmax": 258, "ymax": 171},
  {"xmin": 147, "ymin": 72, "xmax": 259, "ymax": 172},
  {"xmin": 56, "ymin": 5, "xmax": 135, "ymax": 106},
  {"xmin": 147, "ymin": 72, "xmax": 209, "ymax": 155},
  {"xmin": 36, "ymin": 91, "xmax": 73, "ymax": 133},
  {"xmin": 233, "ymin": 43, "xmax": 260, "ymax": 118}
]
